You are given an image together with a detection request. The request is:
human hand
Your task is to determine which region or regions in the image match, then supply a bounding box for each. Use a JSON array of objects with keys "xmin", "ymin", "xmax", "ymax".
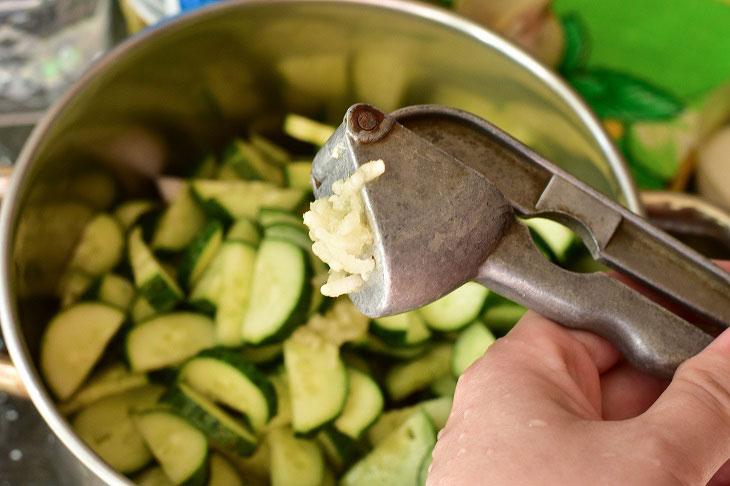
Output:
[{"xmin": 428, "ymin": 261, "xmax": 730, "ymax": 486}]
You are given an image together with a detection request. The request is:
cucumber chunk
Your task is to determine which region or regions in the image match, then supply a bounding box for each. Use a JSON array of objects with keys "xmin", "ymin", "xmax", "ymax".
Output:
[
  {"xmin": 126, "ymin": 313, "xmax": 215, "ymax": 372},
  {"xmin": 482, "ymin": 301, "xmax": 527, "ymax": 334},
  {"xmin": 317, "ymin": 426, "xmax": 361, "ymax": 473},
  {"xmin": 419, "ymin": 282, "xmax": 489, "ymax": 332},
  {"xmin": 418, "ymin": 446, "xmax": 435, "ymax": 486},
  {"xmin": 57, "ymin": 269, "xmax": 94, "ymax": 308},
  {"xmin": 94, "ymin": 273, "xmax": 135, "ymax": 310},
  {"xmin": 452, "ymin": 321, "xmax": 496, "ymax": 377},
  {"xmin": 227, "ymin": 218, "xmax": 261, "ymax": 246},
  {"xmin": 385, "ymin": 344, "xmax": 453, "ymax": 401},
  {"xmin": 241, "ymin": 343, "xmax": 283, "ymax": 365},
  {"xmin": 241, "ymin": 239, "xmax": 310, "ymax": 344},
  {"xmin": 341, "ymin": 410, "xmax": 436, "ymax": 486},
  {"xmin": 257, "ymin": 208, "xmax": 305, "ymax": 229},
  {"xmin": 524, "ymin": 217, "xmax": 576, "ymax": 262},
  {"xmin": 114, "ymin": 200, "xmax": 157, "ymax": 231},
  {"xmin": 129, "ymin": 227, "xmax": 183, "ymax": 312},
  {"xmin": 134, "ymin": 409, "xmax": 208, "ymax": 486},
  {"xmin": 41, "ymin": 302, "xmax": 126, "ymax": 400},
  {"xmin": 284, "ymin": 327, "xmax": 347, "ymax": 434},
  {"xmin": 367, "ymin": 396, "xmax": 453, "ymax": 446},
  {"xmin": 430, "ymin": 374, "xmax": 457, "ymax": 397},
  {"xmin": 283, "ymin": 114, "xmax": 335, "ymax": 146},
  {"xmin": 72, "ymin": 385, "xmax": 164, "ymax": 474},
  {"xmin": 134, "ymin": 466, "xmax": 174, "ymax": 486},
  {"xmin": 177, "ymin": 220, "xmax": 224, "ymax": 289},
  {"xmin": 268, "ymin": 426, "xmax": 324, "ymax": 486},
  {"xmin": 372, "ymin": 310, "xmax": 432, "ymax": 347},
  {"xmin": 162, "ymin": 383, "xmax": 257, "ymax": 456},
  {"xmin": 214, "ymin": 242, "xmax": 256, "ymax": 347},
  {"xmin": 209, "ymin": 453, "xmax": 245, "ymax": 486},
  {"xmin": 58, "ymin": 362, "xmax": 149, "ymax": 415},
  {"xmin": 250, "ymin": 133, "xmax": 290, "ymax": 167},
  {"xmin": 266, "ymin": 370, "xmax": 292, "ymax": 430},
  {"xmin": 178, "ymin": 348, "xmax": 277, "ymax": 431},
  {"xmin": 285, "ymin": 160, "xmax": 313, "ymax": 191},
  {"xmin": 151, "ymin": 184, "xmax": 206, "ymax": 252},
  {"xmin": 131, "ymin": 294, "xmax": 158, "ymax": 324},
  {"xmin": 191, "ymin": 179, "xmax": 305, "ymax": 222},
  {"xmin": 68, "ymin": 213, "xmax": 124, "ymax": 276},
  {"xmin": 334, "ymin": 368, "xmax": 383, "ymax": 439},
  {"xmin": 221, "ymin": 139, "xmax": 285, "ymax": 186}
]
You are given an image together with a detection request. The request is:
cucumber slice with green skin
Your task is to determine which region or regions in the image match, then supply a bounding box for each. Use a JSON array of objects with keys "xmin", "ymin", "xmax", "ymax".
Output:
[
  {"xmin": 284, "ymin": 327, "xmax": 348, "ymax": 435},
  {"xmin": 227, "ymin": 218, "xmax": 261, "ymax": 246},
  {"xmin": 131, "ymin": 294, "xmax": 158, "ymax": 323},
  {"xmin": 178, "ymin": 347, "xmax": 277, "ymax": 431},
  {"xmin": 72, "ymin": 384, "xmax": 164, "ymax": 474},
  {"xmin": 430, "ymin": 374, "xmax": 457, "ymax": 397},
  {"xmin": 266, "ymin": 370, "xmax": 291, "ymax": 430},
  {"xmin": 214, "ymin": 242, "xmax": 257, "ymax": 347},
  {"xmin": 177, "ymin": 220, "xmax": 224, "ymax": 290},
  {"xmin": 317, "ymin": 426, "xmax": 362, "ymax": 473},
  {"xmin": 482, "ymin": 302, "xmax": 527, "ymax": 335},
  {"xmin": 188, "ymin": 153, "xmax": 218, "ymax": 179},
  {"xmin": 371, "ymin": 311, "xmax": 432, "ymax": 348},
  {"xmin": 241, "ymin": 238, "xmax": 310, "ymax": 345},
  {"xmin": 209, "ymin": 453, "xmax": 245, "ymax": 486},
  {"xmin": 257, "ymin": 208, "xmax": 305, "ymax": 229},
  {"xmin": 221, "ymin": 139, "xmax": 285, "ymax": 186},
  {"xmin": 134, "ymin": 466, "xmax": 174, "ymax": 486},
  {"xmin": 524, "ymin": 217, "xmax": 577, "ymax": 263},
  {"xmin": 419, "ymin": 282, "xmax": 489, "ymax": 332},
  {"xmin": 268, "ymin": 426, "xmax": 325, "ymax": 486},
  {"xmin": 341, "ymin": 410, "xmax": 436, "ymax": 486},
  {"xmin": 190, "ymin": 179, "xmax": 305, "ymax": 222},
  {"xmin": 133, "ymin": 408, "xmax": 209, "ymax": 486},
  {"xmin": 129, "ymin": 227, "xmax": 183, "ymax": 312},
  {"xmin": 361, "ymin": 334, "xmax": 431, "ymax": 361},
  {"xmin": 418, "ymin": 445, "xmax": 435, "ymax": 486},
  {"xmin": 223, "ymin": 437, "xmax": 271, "ymax": 485},
  {"xmin": 41, "ymin": 302, "xmax": 126, "ymax": 400},
  {"xmin": 114, "ymin": 200, "xmax": 157, "ymax": 231},
  {"xmin": 151, "ymin": 185, "xmax": 206, "ymax": 252},
  {"xmin": 367, "ymin": 396, "xmax": 453, "ymax": 446},
  {"xmin": 285, "ymin": 160, "xmax": 313, "ymax": 191},
  {"xmin": 85, "ymin": 273, "xmax": 135, "ymax": 311},
  {"xmin": 58, "ymin": 269, "xmax": 94, "ymax": 308},
  {"xmin": 452, "ymin": 321, "xmax": 496, "ymax": 377},
  {"xmin": 126, "ymin": 313, "xmax": 215, "ymax": 372},
  {"xmin": 68, "ymin": 213, "xmax": 125, "ymax": 276},
  {"xmin": 334, "ymin": 368, "xmax": 384, "ymax": 439},
  {"xmin": 250, "ymin": 133, "xmax": 291, "ymax": 167},
  {"xmin": 58, "ymin": 362, "xmax": 149, "ymax": 415},
  {"xmin": 161, "ymin": 383, "xmax": 257, "ymax": 456},
  {"xmin": 283, "ymin": 114, "xmax": 335, "ymax": 146},
  {"xmin": 241, "ymin": 343, "xmax": 283, "ymax": 365},
  {"xmin": 385, "ymin": 344, "xmax": 453, "ymax": 401}
]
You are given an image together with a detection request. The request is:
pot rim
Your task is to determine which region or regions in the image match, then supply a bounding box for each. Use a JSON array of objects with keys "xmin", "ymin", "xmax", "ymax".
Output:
[{"xmin": 0, "ymin": 0, "xmax": 638, "ymax": 483}]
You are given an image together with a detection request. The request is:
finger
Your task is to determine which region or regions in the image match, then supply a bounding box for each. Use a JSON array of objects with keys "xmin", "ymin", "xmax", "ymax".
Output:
[
  {"xmin": 599, "ymin": 360, "xmax": 668, "ymax": 420},
  {"xmin": 639, "ymin": 326, "xmax": 730, "ymax": 485}
]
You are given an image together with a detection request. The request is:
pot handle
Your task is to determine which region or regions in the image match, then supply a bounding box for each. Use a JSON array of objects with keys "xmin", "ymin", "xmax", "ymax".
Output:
[{"xmin": 0, "ymin": 165, "xmax": 26, "ymax": 397}]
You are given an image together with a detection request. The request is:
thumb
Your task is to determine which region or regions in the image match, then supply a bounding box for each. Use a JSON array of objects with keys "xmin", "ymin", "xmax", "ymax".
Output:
[{"xmin": 640, "ymin": 327, "xmax": 730, "ymax": 484}]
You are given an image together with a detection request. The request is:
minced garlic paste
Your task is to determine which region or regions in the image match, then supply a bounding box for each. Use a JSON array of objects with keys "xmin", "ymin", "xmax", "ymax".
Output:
[{"xmin": 303, "ymin": 160, "xmax": 385, "ymax": 297}]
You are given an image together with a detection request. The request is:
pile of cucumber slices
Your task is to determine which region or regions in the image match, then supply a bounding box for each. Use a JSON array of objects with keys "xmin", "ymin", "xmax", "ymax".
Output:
[{"xmin": 39, "ymin": 115, "xmax": 583, "ymax": 486}]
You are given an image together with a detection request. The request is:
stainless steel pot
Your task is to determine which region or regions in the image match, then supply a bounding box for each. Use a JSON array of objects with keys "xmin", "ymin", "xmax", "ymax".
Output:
[{"xmin": 0, "ymin": 0, "xmax": 638, "ymax": 483}]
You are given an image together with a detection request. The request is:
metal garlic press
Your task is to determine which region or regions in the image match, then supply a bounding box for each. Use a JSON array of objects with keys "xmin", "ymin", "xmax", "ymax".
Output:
[{"xmin": 311, "ymin": 103, "xmax": 730, "ymax": 379}]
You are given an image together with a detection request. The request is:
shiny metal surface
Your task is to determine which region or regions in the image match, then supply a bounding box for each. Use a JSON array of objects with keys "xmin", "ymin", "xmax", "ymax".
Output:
[
  {"xmin": 0, "ymin": 0, "xmax": 637, "ymax": 484},
  {"xmin": 314, "ymin": 104, "xmax": 715, "ymax": 378}
]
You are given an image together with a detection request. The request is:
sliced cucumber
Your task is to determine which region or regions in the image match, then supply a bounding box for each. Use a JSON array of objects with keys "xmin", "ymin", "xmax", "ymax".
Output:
[
  {"xmin": 128, "ymin": 227, "xmax": 183, "ymax": 312},
  {"xmin": 385, "ymin": 344, "xmax": 453, "ymax": 401},
  {"xmin": 41, "ymin": 302, "xmax": 125, "ymax": 400},
  {"xmin": 58, "ymin": 269, "xmax": 94, "ymax": 308},
  {"xmin": 241, "ymin": 343, "xmax": 283, "ymax": 365},
  {"xmin": 227, "ymin": 218, "xmax": 261, "ymax": 246},
  {"xmin": 430, "ymin": 374, "xmax": 457, "ymax": 397},
  {"xmin": 134, "ymin": 466, "xmax": 174, "ymax": 486},
  {"xmin": 418, "ymin": 446, "xmax": 435, "ymax": 486},
  {"xmin": 285, "ymin": 160, "xmax": 313, "ymax": 191},
  {"xmin": 241, "ymin": 239, "xmax": 310, "ymax": 345},
  {"xmin": 266, "ymin": 370, "xmax": 291, "ymax": 429},
  {"xmin": 214, "ymin": 242, "xmax": 256, "ymax": 347},
  {"xmin": 68, "ymin": 213, "xmax": 124, "ymax": 276},
  {"xmin": 209, "ymin": 453, "xmax": 245, "ymax": 486},
  {"xmin": 134, "ymin": 409, "xmax": 208, "ymax": 486},
  {"xmin": 317, "ymin": 426, "xmax": 362, "ymax": 473},
  {"xmin": 419, "ymin": 282, "xmax": 489, "ymax": 332},
  {"xmin": 371, "ymin": 310, "xmax": 432, "ymax": 347},
  {"xmin": 191, "ymin": 179, "xmax": 305, "ymax": 222},
  {"xmin": 131, "ymin": 294, "xmax": 158, "ymax": 324},
  {"xmin": 177, "ymin": 220, "xmax": 224, "ymax": 290},
  {"xmin": 221, "ymin": 138, "xmax": 285, "ymax": 186},
  {"xmin": 162, "ymin": 383, "xmax": 257, "ymax": 456},
  {"xmin": 58, "ymin": 362, "xmax": 149, "ymax": 415},
  {"xmin": 151, "ymin": 184, "xmax": 206, "ymax": 252},
  {"xmin": 283, "ymin": 114, "xmax": 335, "ymax": 146},
  {"xmin": 341, "ymin": 410, "xmax": 436, "ymax": 486},
  {"xmin": 224, "ymin": 437, "xmax": 271, "ymax": 485},
  {"xmin": 361, "ymin": 334, "xmax": 430, "ymax": 361},
  {"xmin": 178, "ymin": 347, "xmax": 277, "ymax": 431},
  {"xmin": 126, "ymin": 313, "xmax": 215, "ymax": 372},
  {"xmin": 334, "ymin": 368, "xmax": 383, "ymax": 439},
  {"xmin": 257, "ymin": 208, "xmax": 305, "ymax": 229},
  {"xmin": 72, "ymin": 385, "xmax": 164, "ymax": 474},
  {"xmin": 114, "ymin": 200, "xmax": 157, "ymax": 231},
  {"xmin": 482, "ymin": 301, "xmax": 527, "ymax": 334},
  {"xmin": 268, "ymin": 426, "xmax": 324, "ymax": 486},
  {"xmin": 367, "ymin": 396, "xmax": 453, "ymax": 446},
  {"xmin": 92, "ymin": 273, "xmax": 135, "ymax": 310},
  {"xmin": 452, "ymin": 321, "xmax": 496, "ymax": 377},
  {"xmin": 250, "ymin": 133, "xmax": 290, "ymax": 167},
  {"xmin": 524, "ymin": 217, "xmax": 576, "ymax": 262},
  {"xmin": 284, "ymin": 327, "xmax": 348, "ymax": 434}
]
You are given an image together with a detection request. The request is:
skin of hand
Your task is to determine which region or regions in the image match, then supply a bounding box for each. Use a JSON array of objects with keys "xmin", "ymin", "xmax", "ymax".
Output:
[{"xmin": 428, "ymin": 261, "xmax": 730, "ymax": 486}]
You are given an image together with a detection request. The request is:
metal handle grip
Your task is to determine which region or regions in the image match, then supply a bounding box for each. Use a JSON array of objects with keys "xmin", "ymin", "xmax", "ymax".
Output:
[{"xmin": 477, "ymin": 220, "xmax": 713, "ymax": 379}]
